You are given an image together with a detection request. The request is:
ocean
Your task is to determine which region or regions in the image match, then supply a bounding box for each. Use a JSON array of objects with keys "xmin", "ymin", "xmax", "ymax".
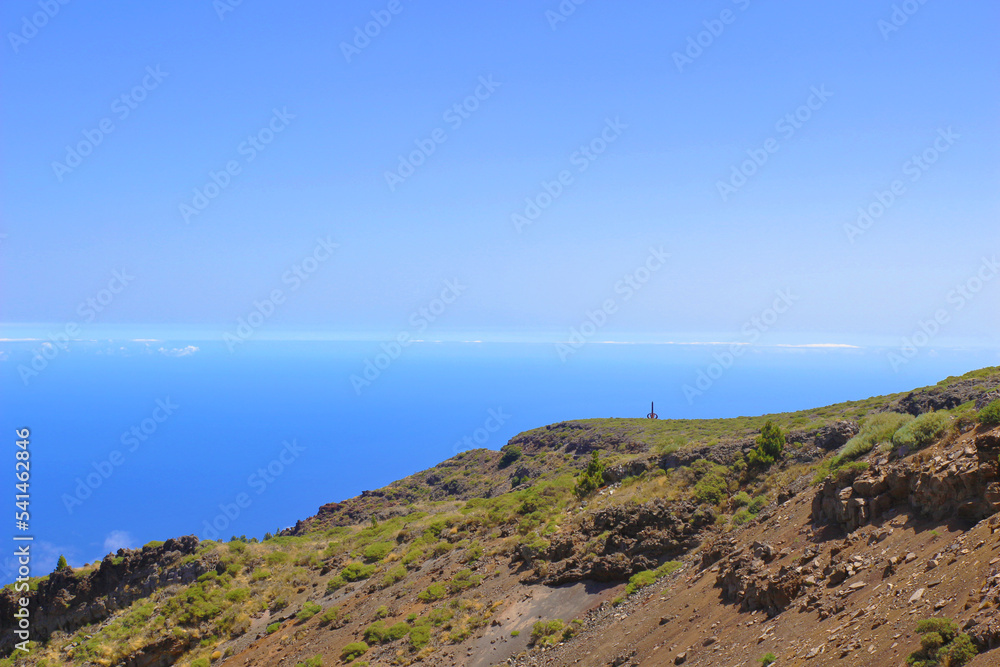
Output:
[{"xmin": 1, "ymin": 339, "xmax": 997, "ymax": 580}]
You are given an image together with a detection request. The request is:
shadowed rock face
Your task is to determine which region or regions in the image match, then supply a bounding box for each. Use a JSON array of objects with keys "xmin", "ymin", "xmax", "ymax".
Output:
[
  {"xmin": 811, "ymin": 432, "xmax": 1000, "ymax": 533},
  {"xmin": 888, "ymin": 378, "xmax": 1000, "ymax": 416},
  {"xmin": 0, "ymin": 536, "xmax": 204, "ymax": 652},
  {"xmin": 519, "ymin": 499, "xmax": 715, "ymax": 586}
]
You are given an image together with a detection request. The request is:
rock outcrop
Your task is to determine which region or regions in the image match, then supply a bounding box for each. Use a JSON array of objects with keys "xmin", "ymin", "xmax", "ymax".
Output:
[
  {"xmin": 812, "ymin": 432, "xmax": 1000, "ymax": 532},
  {"xmin": 0, "ymin": 536, "xmax": 204, "ymax": 651}
]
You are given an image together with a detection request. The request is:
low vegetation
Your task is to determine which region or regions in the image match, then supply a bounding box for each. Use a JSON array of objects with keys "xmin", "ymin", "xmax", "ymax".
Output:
[{"xmin": 906, "ymin": 618, "xmax": 977, "ymax": 666}]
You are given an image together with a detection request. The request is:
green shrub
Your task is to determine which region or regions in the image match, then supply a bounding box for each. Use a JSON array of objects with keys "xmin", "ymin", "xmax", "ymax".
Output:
[
  {"xmin": 748, "ymin": 495, "xmax": 768, "ymax": 514},
  {"xmin": 375, "ymin": 605, "xmax": 389, "ymax": 619},
  {"xmin": 499, "ymin": 446, "xmax": 522, "ymax": 468},
  {"xmin": 732, "ymin": 508, "xmax": 753, "ymax": 526},
  {"xmin": 693, "ymin": 471, "xmax": 727, "ymax": 506},
  {"xmin": 402, "ymin": 548, "xmax": 424, "ymax": 567},
  {"xmin": 380, "ymin": 564, "xmax": 407, "ymax": 588},
  {"xmin": 340, "ymin": 641, "xmax": 369, "ymax": 661},
  {"xmin": 839, "ymin": 412, "xmax": 913, "ymax": 463},
  {"xmin": 325, "ymin": 575, "xmax": 346, "ymax": 593},
  {"xmin": 191, "ymin": 659, "xmax": 209, "ymax": 667},
  {"xmin": 510, "ymin": 630, "xmax": 520, "ymax": 637},
  {"xmin": 907, "ymin": 618, "xmax": 977, "ymax": 667},
  {"xmin": 409, "ymin": 624, "xmax": 431, "ymax": 648},
  {"xmin": 731, "ymin": 491, "xmax": 751, "ymax": 508},
  {"xmin": 893, "ymin": 411, "xmax": 951, "ymax": 450},
  {"xmin": 530, "ymin": 619, "xmax": 566, "ymax": 647},
  {"xmin": 760, "ymin": 653, "xmax": 777, "ymax": 666},
  {"xmin": 364, "ymin": 620, "xmax": 410, "ymax": 644},
  {"xmin": 294, "ymin": 657, "xmax": 322, "ymax": 667},
  {"xmin": 624, "ymin": 561, "xmax": 682, "ymax": 595},
  {"xmin": 978, "ymin": 399, "xmax": 1000, "ymax": 427},
  {"xmin": 417, "ymin": 582, "xmax": 447, "ymax": 602},
  {"xmin": 266, "ymin": 622, "xmax": 281, "ymax": 634},
  {"xmin": 225, "ymin": 588, "xmax": 250, "ymax": 603},
  {"xmin": 319, "ymin": 605, "xmax": 342, "ymax": 625},
  {"xmin": 448, "ymin": 568, "xmax": 482, "ymax": 594},
  {"xmin": 297, "ymin": 601, "xmax": 322, "ymax": 622},
  {"xmin": 574, "ymin": 451, "xmax": 605, "ymax": 499},
  {"xmin": 265, "ymin": 551, "xmax": 289, "ymax": 566},
  {"xmin": 747, "ymin": 421, "xmax": 784, "ymax": 467},
  {"xmin": 362, "ymin": 542, "xmax": 393, "ymax": 562},
  {"xmin": 341, "ymin": 562, "xmax": 376, "ymax": 582}
]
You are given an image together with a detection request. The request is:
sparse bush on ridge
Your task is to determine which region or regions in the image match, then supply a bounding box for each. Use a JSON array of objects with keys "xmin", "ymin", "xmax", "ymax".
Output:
[
  {"xmin": 907, "ymin": 617, "xmax": 977, "ymax": 666},
  {"xmin": 893, "ymin": 411, "xmax": 950, "ymax": 450},
  {"xmin": 838, "ymin": 412, "xmax": 913, "ymax": 463},
  {"xmin": 574, "ymin": 451, "xmax": 605, "ymax": 499},
  {"xmin": 978, "ymin": 399, "xmax": 1000, "ymax": 426},
  {"xmin": 747, "ymin": 421, "xmax": 784, "ymax": 467},
  {"xmin": 341, "ymin": 641, "xmax": 369, "ymax": 661}
]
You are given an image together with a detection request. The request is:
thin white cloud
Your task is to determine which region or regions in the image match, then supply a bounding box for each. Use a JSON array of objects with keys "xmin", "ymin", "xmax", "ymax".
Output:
[
  {"xmin": 103, "ymin": 530, "xmax": 134, "ymax": 554},
  {"xmin": 158, "ymin": 345, "xmax": 199, "ymax": 357}
]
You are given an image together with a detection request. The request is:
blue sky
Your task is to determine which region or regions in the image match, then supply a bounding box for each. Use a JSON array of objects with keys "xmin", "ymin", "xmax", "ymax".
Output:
[{"xmin": 2, "ymin": 0, "xmax": 999, "ymax": 346}]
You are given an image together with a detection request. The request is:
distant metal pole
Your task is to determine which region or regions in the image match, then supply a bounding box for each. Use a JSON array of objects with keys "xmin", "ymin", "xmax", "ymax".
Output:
[{"xmin": 646, "ymin": 402, "xmax": 658, "ymax": 419}]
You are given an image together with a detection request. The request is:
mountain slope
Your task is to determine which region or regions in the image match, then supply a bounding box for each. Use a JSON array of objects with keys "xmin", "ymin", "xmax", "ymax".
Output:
[{"xmin": 3, "ymin": 367, "xmax": 1000, "ymax": 667}]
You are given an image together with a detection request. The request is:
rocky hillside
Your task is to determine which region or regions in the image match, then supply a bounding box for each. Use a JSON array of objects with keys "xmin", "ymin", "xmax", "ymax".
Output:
[{"xmin": 2, "ymin": 367, "xmax": 1000, "ymax": 667}]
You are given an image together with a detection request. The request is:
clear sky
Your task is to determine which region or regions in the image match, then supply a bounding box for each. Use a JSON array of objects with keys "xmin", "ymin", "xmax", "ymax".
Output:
[{"xmin": 2, "ymin": 0, "xmax": 998, "ymax": 347}]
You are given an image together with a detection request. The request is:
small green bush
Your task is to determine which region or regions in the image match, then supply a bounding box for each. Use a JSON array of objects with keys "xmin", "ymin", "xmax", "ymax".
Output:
[
  {"xmin": 341, "ymin": 641, "xmax": 369, "ymax": 661},
  {"xmin": 530, "ymin": 619, "xmax": 566, "ymax": 647},
  {"xmin": 499, "ymin": 446, "xmax": 522, "ymax": 468},
  {"xmin": 362, "ymin": 542, "xmax": 393, "ymax": 562},
  {"xmin": 191, "ymin": 659, "xmax": 209, "ymax": 667},
  {"xmin": 319, "ymin": 605, "xmax": 342, "ymax": 625},
  {"xmin": 341, "ymin": 562, "xmax": 376, "ymax": 582},
  {"xmin": 574, "ymin": 451, "xmax": 605, "ymax": 499},
  {"xmin": 760, "ymin": 653, "xmax": 777, "ymax": 666},
  {"xmin": 409, "ymin": 624, "xmax": 431, "ymax": 648},
  {"xmin": 297, "ymin": 601, "xmax": 322, "ymax": 622},
  {"xmin": 731, "ymin": 491, "xmax": 751, "ymax": 508},
  {"xmin": 731, "ymin": 508, "xmax": 753, "ymax": 526},
  {"xmin": 380, "ymin": 564, "xmax": 407, "ymax": 588},
  {"xmin": 294, "ymin": 657, "xmax": 322, "ymax": 667},
  {"xmin": 978, "ymin": 399, "xmax": 1000, "ymax": 427},
  {"xmin": 417, "ymin": 582, "xmax": 447, "ymax": 602},
  {"xmin": 747, "ymin": 421, "xmax": 784, "ymax": 467},
  {"xmin": 748, "ymin": 495, "xmax": 768, "ymax": 514},
  {"xmin": 839, "ymin": 412, "xmax": 913, "ymax": 462},
  {"xmin": 265, "ymin": 551, "xmax": 289, "ymax": 566},
  {"xmin": 907, "ymin": 618, "xmax": 977, "ymax": 667},
  {"xmin": 266, "ymin": 622, "xmax": 281, "ymax": 634},
  {"xmin": 624, "ymin": 561, "xmax": 681, "ymax": 595},
  {"xmin": 893, "ymin": 411, "xmax": 951, "ymax": 450}
]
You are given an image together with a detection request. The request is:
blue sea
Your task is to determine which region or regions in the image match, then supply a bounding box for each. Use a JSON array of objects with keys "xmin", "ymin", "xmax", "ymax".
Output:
[{"xmin": 1, "ymin": 340, "xmax": 997, "ymax": 581}]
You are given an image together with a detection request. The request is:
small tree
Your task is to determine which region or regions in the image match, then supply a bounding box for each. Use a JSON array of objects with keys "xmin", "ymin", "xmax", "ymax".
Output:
[
  {"xmin": 748, "ymin": 421, "xmax": 784, "ymax": 467},
  {"xmin": 574, "ymin": 451, "xmax": 605, "ymax": 499},
  {"xmin": 56, "ymin": 555, "xmax": 69, "ymax": 571}
]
